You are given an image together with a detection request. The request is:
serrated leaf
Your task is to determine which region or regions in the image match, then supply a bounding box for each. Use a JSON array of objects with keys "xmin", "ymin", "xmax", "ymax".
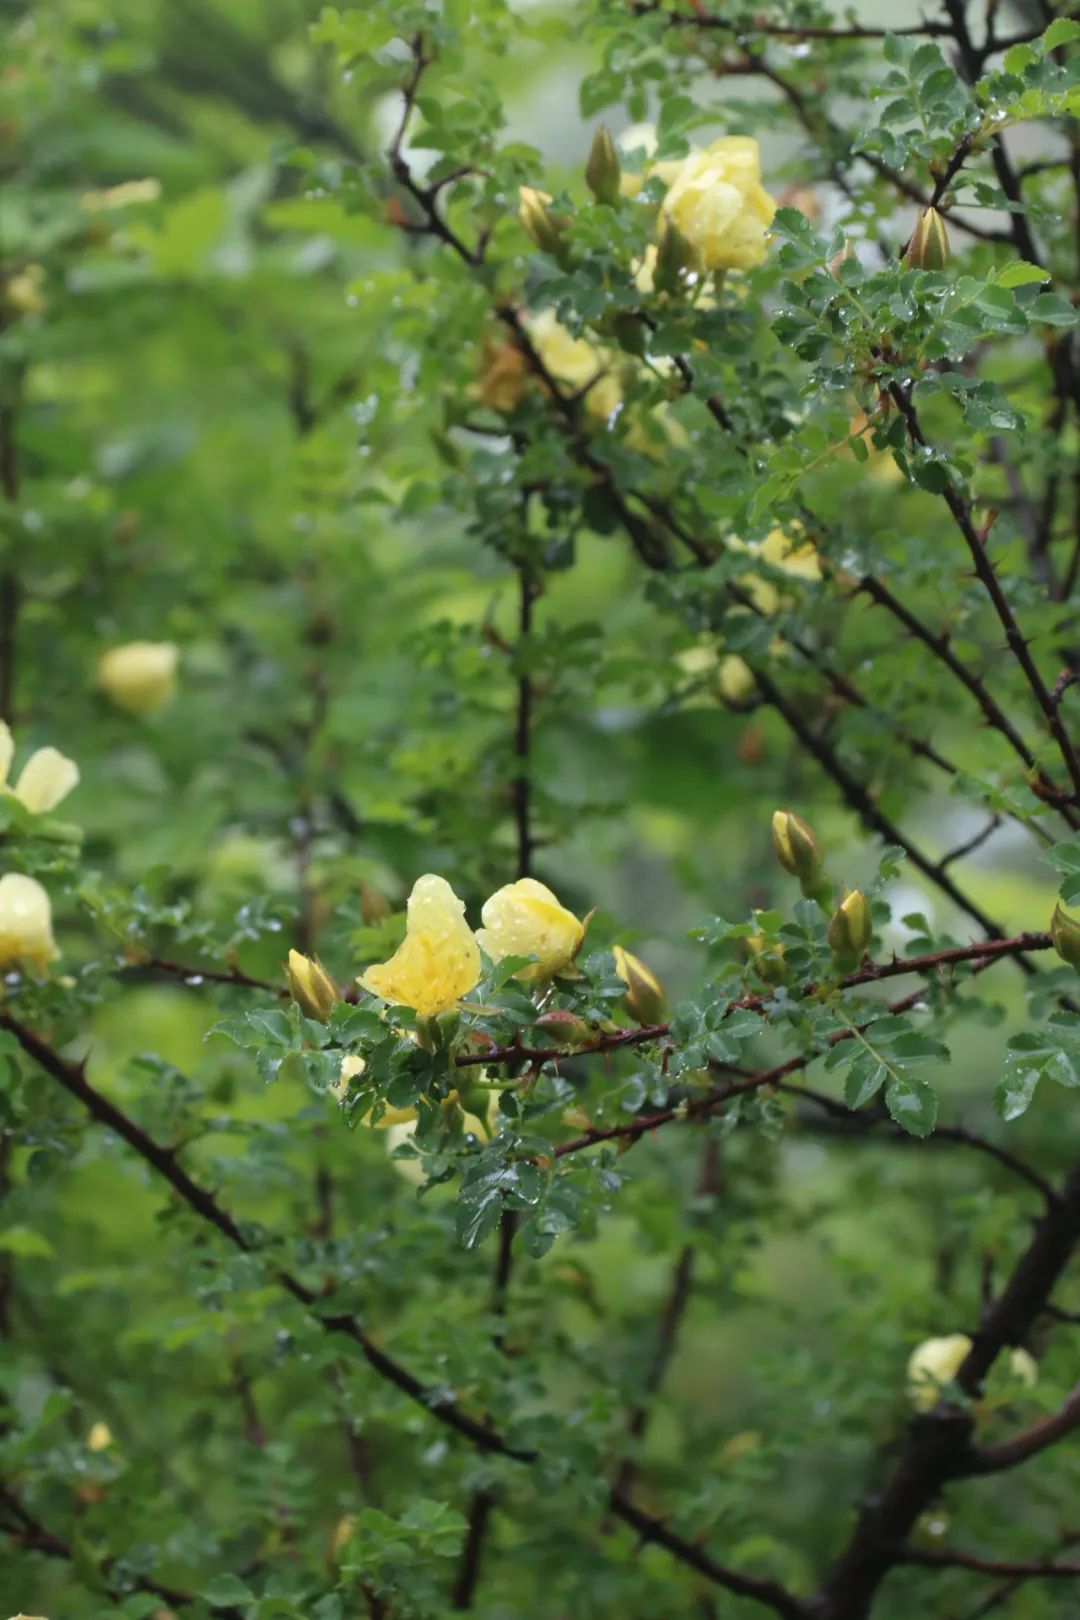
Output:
[
  {"xmin": 995, "ymin": 1067, "xmax": 1040, "ymax": 1121},
  {"xmin": 997, "ymin": 260, "xmax": 1047, "ymax": 288},
  {"xmin": 885, "ymin": 1076, "xmax": 938, "ymax": 1137},
  {"xmin": 203, "ymin": 1574, "xmax": 255, "ymax": 1605},
  {"xmin": 844, "ymin": 1051, "xmax": 886, "ymax": 1110},
  {"xmin": 1044, "ymin": 17, "xmax": 1080, "ymax": 50}
]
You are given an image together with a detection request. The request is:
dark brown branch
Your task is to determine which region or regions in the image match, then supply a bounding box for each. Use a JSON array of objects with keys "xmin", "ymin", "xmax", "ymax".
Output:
[
  {"xmin": 748, "ymin": 660, "xmax": 1026, "ymax": 945},
  {"xmin": 782, "ymin": 1081, "xmax": 1059, "ymax": 1205},
  {"xmin": 965, "ymin": 1380, "xmax": 1080, "ymax": 1473},
  {"xmin": 889, "ymin": 383, "xmax": 1080, "ymax": 806},
  {"xmin": 813, "ymin": 1161, "xmax": 1080, "ymax": 1619},
  {"xmin": 3, "ymin": 1011, "xmax": 804, "ymax": 1617},
  {"xmin": 895, "ymin": 1544, "xmax": 1080, "ymax": 1580},
  {"xmin": 0, "ymin": 1479, "xmax": 245, "ymax": 1617}
]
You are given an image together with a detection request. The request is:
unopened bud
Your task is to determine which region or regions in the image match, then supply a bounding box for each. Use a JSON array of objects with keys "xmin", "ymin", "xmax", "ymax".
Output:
[
  {"xmin": 612, "ymin": 945, "xmax": 666, "ymax": 1025},
  {"xmin": 518, "ymin": 187, "xmax": 566, "ymax": 258},
  {"xmin": 585, "ymin": 124, "xmax": 621, "ymax": 205},
  {"xmin": 1052, "ymin": 902, "xmax": 1080, "ymax": 970},
  {"xmin": 534, "ymin": 1009, "xmax": 595, "ymax": 1049},
  {"xmin": 746, "ymin": 932, "xmax": 790, "ymax": 988},
  {"xmin": 286, "ymin": 949, "xmax": 338, "ymax": 1021},
  {"xmin": 440, "ymin": 1090, "xmax": 465, "ymax": 1132},
  {"xmin": 771, "ymin": 809, "xmax": 823, "ymax": 890},
  {"xmin": 906, "ymin": 207, "xmax": 950, "ymax": 271},
  {"xmin": 652, "ymin": 220, "xmax": 692, "ymax": 294},
  {"xmin": 828, "ymin": 888, "xmax": 872, "ymax": 971},
  {"xmin": 359, "ymin": 881, "xmax": 392, "ymax": 924}
]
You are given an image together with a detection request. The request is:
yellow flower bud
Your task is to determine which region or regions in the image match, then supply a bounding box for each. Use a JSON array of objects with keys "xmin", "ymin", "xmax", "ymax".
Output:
[
  {"xmin": 906, "ymin": 207, "xmax": 950, "ymax": 271},
  {"xmin": 612, "ymin": 945, "xmax": 666, "ymax": 1025},
  {"xmin": 359, "ymin": 881, "xmax": 392, "ymax": 925},
  {"xmin": 359, "ymin": 874, "xmax": 480, "ymax": 1017},
  {"xmin": 585, "ymin": 124, "xmax": 621, "ymax": 205},
  {"xmin": 0, "ymin": 723, "xmax": 79, "ymax": 815},
  {"xmin": 828, "ymin": 888, "xmax": 871, "ymax": 971},
  {"xmin": 651, "ymin": 218, "xmax": 694, "ymax": 294},
  {"xmin": 746, "ymin": 931, "xmax": 789, "ymax": 988},
  {"xmin": 286, "ymin": 949, "xmax": 338, "ymax": 1021},
  {"xmin": 1052, "ymin": 902, "xmax": 1080, "ymax": 970},
  {"xmin": 534, "ymin": 1008, "xmax": 596, "ymax": 1048},
  {"xmin": 0, "ymin": 873, "xmax": 57, "ymax": 972},
  {"xmin": 476, "ymin": 877, "xmax": 585, "ymax": 981},
  {"xmin": 518, "ymin": 187, "xmax": 566, "ymax": 258},
  {"xmin": 87, "ymin": 1421, "xmax": 113, "ymax": 1451},
  {"xmin": 771, "ymin": 809, "xmax": 822, "ymax": 886},
  {"xmin": 2, "ymin": 264, "xmax": 45, "ymax": 317},
  {"xmin": 97, "ymin": 641, "xmax": 179, "ymax": 715}
]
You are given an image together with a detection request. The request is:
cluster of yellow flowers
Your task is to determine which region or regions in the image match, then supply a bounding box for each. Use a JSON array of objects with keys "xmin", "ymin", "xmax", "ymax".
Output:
[
  {"xmin": 288, "ymin": 873, "xmax": 662, "ymax": 1184},
  {"xmin": 359, "ymin": 873, "xmax": 585, "ymax": 1016},
  {"xmin": 0, "ymin": 723, "xmax": 81, "ymax": 973},
  {"xmin": 676, "ymin": 526, "xmax": 823, "ymax": 704},
  {"xmin": 499, "ymin": 126, "xmax": 776, "ymax": 436}
]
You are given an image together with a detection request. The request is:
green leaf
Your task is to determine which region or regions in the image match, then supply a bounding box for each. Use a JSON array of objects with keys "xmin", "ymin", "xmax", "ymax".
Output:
[
  {"xmin": 844, "ymin": 1050, "xmax": 886, "ymax": 1110},
  {"xmin": 1043, "ymin": 17, "xmax": 1080, "ymax": 51},
  {"xmin": 996, "ymin": 260, "xmax": 1048, "ymax": 289},
  {"xmin": 995, "ymin": 1067, "xmax": 1040, "ymax": 1121},
  {"xmin": 885, "ymin": 1076, "xmax": 938, "ymax": 1137},
  {"xmin": 202, "ymin": 1575, "xmax": 255, "ymax": 1606}
]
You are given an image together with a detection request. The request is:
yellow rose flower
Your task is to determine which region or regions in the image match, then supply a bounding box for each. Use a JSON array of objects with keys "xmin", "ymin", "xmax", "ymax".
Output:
[
  {"xmin": 660, "ymin": 136, "xmax": 776, "ymax": 272},
  {"xmin": 476, "ymin": 877, "xmax": 584, "ymax": 980},
  {"xmin": 527, "ymin": 310, "xmax": 622, "ymax": 423},
  {"xmin": 359, "ymin": 874, "xmax": 480, "ymax": 1017},
  {"xmin": 0, "ymin": 723, "xmax": 78, "ymax": 814},
  {"xmin": 97, "ymin": 641, "xmax": 179, "ymax": 715},
  {"xmin": 87, "ymin": 1421, "xmax": 113, "ymax": 1451},
  {"xmin": 0, "ymin": 873, "xmax": 58, "ymax": 972}
]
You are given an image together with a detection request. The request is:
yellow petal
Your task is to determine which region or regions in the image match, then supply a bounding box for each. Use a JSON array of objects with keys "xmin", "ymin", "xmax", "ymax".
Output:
[
  {"xmin": 13, "ymin": 747, "xmax": 79, "ymax": 814},
  {"xmin": 476, "ymin": 877, "xmax": 584, "ymax": 980},
  {"xmin": 359, "ymin": 874, "xmax": 480, "ymax": 1017}
]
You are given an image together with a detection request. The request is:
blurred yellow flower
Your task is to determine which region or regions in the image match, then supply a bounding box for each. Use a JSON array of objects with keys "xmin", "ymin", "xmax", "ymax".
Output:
[
  {"xmin": 98, "ymin": 641, "xmax": 179, "ymax": 715},
  {"xmin": 756, "ymin": 527, "xmax": 822, "ymax": 582},
  {"xmin": 907, "ymin": 1334, "xmax": 1037, "ymax": 1412},
  {"xmin": 527, "ymin": 310, "xmax": 622, "ymax": 422},
  {"xmin": 849, "ymin": 410, "xmax": 904, "ymax": 487},
  {"xmin": 87, "ymin": 1421, "xmax": 113, "ymax": 1451},
  {"xmin": 359, "ymin": 874, "xmax": 480, "ymax": 1016},
  {"xmin": 2, "ymin": 264, "xmax": 45, "ymax": 317},
  {"xmin": 477, "ymin": 878, "xmax": 584, "ymax": 980},
  {"xmin": 0, "ymin": 874, "xmax": 57, "ymax": 971},
  {"xmin": 660, "ymin": 137, "xmax": 776, "ymax": 272},
  {"xmin": 81, "ymin": 178, "xmax": 162, "ymax": 212},
  {"xmin": 0, "ymin": 723, "xmax": 78, "ymax": 814}
]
